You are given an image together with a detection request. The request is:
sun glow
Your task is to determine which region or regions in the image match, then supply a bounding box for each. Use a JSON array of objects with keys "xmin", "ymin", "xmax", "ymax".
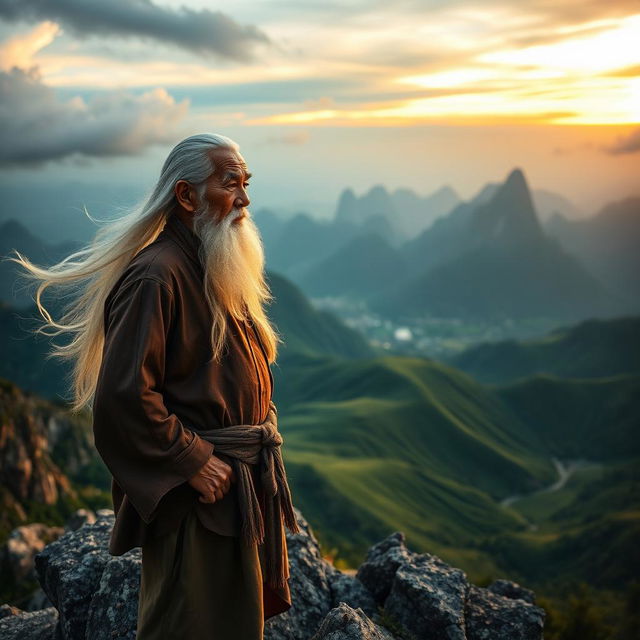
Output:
[{"xmin": 256, "ymin": 13, "xmax": 640, "ymax": 127}]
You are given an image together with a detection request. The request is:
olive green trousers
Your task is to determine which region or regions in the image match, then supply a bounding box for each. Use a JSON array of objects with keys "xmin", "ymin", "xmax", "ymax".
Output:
[{"xmin": 136, "ymin": 506, "xmax": 264, "ymax": 639}]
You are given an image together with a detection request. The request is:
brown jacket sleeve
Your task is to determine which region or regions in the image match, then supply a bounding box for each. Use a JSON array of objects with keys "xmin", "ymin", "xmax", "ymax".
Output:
[{"xmin": 92, "ymin": 275, "xmax": 214, "ymax": 524}]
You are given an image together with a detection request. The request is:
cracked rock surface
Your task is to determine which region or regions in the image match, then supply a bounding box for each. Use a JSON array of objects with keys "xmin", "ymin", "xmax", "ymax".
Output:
[{"xmin": 2, "ymin": 511, "xmax": 546, "ymax": 639}]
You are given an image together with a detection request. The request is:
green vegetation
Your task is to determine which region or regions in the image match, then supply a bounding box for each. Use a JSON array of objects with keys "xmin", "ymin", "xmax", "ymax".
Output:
[
  {"xmin": 270, "ymin": 324, "xmax": 638, "ymax": 634},
  {"xmin": 447, "ymin": 316, "xmax": 640, "ymax": 384}
]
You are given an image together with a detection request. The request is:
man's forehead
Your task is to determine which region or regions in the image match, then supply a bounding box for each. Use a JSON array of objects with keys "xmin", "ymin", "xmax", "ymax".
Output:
[{"xmin": 210, "ymin": 148, "xmax": 249, "ymax": 176}]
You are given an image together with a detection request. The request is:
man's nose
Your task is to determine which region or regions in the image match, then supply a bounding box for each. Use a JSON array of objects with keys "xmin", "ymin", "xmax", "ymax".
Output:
[{"xmin": 235, "ymin": 189, "xmax": 250, "ymax": 208}]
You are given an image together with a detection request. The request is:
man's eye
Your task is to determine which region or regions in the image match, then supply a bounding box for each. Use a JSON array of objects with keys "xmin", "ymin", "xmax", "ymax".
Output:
[{"xmin": 244, "ymin": 182, "xmax": 250, "ymax": 188}]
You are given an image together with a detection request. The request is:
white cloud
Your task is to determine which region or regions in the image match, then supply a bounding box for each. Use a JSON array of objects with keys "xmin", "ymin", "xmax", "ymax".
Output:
[{"xmin": 0, "ymin": 65, "xmax": 188, "ymax": 165}]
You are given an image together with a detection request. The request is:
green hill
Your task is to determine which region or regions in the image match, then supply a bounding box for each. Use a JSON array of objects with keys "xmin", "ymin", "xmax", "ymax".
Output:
[
  {"xmin": 496, "ymin": 372, "xmax": 640, "ymax": 461},
  {"xmin": 476, "ymin": 457, "xmax": 640, "ymax": 591},
  {"xmin": 273, "ymin": 353, "xmax": 547, "ymax": 571},
  {"xmin": 266, "ymin": 270, "xmax": 375, "ymax": 359},
  {"xmin": 445, "ymin": 315, "xmax": 640, "ymax": 384},
  {"xmin": 272, "ymin": 346, "xmax": 639, "ymax": 595}
]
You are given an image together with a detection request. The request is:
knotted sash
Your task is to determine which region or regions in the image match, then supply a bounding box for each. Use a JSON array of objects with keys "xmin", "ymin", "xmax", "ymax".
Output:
[{"xmin": 196, "ymin": 400, "xmax": 300, "ymax": 589}]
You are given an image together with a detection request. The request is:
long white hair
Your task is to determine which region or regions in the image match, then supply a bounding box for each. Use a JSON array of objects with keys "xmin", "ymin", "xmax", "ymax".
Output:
[{"xmin": 7, "ymin": 133, "xmax": 280, "ymax": 414}]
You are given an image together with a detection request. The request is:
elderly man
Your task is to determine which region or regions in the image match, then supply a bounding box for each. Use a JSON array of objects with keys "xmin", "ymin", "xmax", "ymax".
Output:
[{"xmin": 90, "ymin": 134, "xmax": 299, "ymax": 639}]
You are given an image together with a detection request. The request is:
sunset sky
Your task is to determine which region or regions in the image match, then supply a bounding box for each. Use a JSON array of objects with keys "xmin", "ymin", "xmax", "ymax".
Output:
[{"xmin": 0, "ymin": 0, "xmax": 638, "ymax": 219}]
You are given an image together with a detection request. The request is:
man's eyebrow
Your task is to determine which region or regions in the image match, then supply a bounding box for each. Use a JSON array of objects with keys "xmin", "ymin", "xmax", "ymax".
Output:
[{"xmin": 222, "ymin": 170, "xmax": 252, "ymax": 182}]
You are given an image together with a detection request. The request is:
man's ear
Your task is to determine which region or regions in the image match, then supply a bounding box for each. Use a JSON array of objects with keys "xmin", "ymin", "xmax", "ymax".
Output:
[{"xmin": 174, "ymin": 180, "xmax": 198, "ymax": 212}]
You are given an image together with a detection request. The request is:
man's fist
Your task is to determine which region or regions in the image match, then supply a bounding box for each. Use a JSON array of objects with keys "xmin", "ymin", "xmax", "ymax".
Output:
[{"xmin": 187, "ymin": 453, "xmax": 235, "ymax": 503}]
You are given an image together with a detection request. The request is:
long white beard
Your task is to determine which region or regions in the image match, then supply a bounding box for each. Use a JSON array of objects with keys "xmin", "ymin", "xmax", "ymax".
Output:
[{"xmin": 192, "ymin": 204, "xmax": 267, "ymax": 320}]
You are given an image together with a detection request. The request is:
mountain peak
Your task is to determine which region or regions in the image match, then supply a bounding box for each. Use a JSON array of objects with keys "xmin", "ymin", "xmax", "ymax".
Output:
[
  {"xmin": 366, "ymin": 184, "xmax": 390, "ymax": 198},
  {"xmin": 505, "ymin": 167, "xmax": 526, "ymax": 187},
  {"xmin": 335, "ymin": 188, "xmax": 358, "ymax": 223},
  {"xmin": 472, "ymin": 167, "xmax": 544, "ymax": 242}
]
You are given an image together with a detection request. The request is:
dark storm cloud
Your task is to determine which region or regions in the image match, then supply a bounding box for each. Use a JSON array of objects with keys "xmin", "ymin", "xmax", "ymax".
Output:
[
  {"xmin": 0, "ymin": 66, "xmax": 188, "ymax": 166},
  {"xmin": 605, "ymin": 128, "xmax": 640, "ymax": 155},
  {"xmin": 0, "ymin": 0, "xmax": 269, "ymax": 61}
]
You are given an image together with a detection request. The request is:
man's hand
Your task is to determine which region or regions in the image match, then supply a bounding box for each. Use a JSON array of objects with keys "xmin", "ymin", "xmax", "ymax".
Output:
[{"xmin": 187, "ymin": 453, "xmax": 235, "ymax": 503}]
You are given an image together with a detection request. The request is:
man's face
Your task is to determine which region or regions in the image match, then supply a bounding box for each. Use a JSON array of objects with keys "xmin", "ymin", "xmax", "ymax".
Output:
[{"xmin": 199, "ymin": 147, "xmax": 251, "ymax": 225}]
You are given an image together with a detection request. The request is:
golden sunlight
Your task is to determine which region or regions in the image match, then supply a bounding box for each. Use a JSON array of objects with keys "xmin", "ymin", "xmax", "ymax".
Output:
[{"xmin": 255, "ymin": 13, "xmax": 640, "ymax": 127}]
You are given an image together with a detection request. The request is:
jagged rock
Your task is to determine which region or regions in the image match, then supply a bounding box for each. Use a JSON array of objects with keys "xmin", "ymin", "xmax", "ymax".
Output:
[
  {"xmin": 85, "ymin": 553, "xmax": 141, "ymax": 640},
  {"xmin": 2, "ymin": 504, "xmax": 544, "ymax": 640},
  {"xmin": 310, "ymin": 602, "xmax": 396, "ymax": 640},
  {"xmin": 328, "ymin": 571, "xmax": 377, "ymax": 618},
  {"xmin": 265, "ymin": 509, "xmax": 335, "ymax": 639},
  {"xmin": 384, "ymin": 553, "xmax": 469, "ymax": 640},
  {"xmin": 0, "ymin": 380, "xmax": 94, "ymax": 535},
  {"xmin": 465, "ymin": 584, "xmax": 545, "ymax": 639},
  {"xmin": 2, "ymin": 522, "xmax": 64, "ymax": 583},
  {"xmin": 64, "ymin": 508, "xmax": 96, "ymax": 532},
  {"xmin": 487, "ymin": 579, "xmax": 536, "ymax": 605},
  {"xmin": 361, "ymin": 533, "xmax": 545, "ymax": 640},
  {"xmin": 356, "ymin": 532, "xmax": 417, "ymax": 603},
  {"xmin": 0, "ymin": 606, "xmax": 58, "ymax": 639},
  {"xmin": 34, "ymin": 509, "xmax": 117, "ymax": 640}
]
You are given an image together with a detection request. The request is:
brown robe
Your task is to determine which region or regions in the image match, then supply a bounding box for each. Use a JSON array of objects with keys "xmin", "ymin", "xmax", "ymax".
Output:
[{"xmin": 91, "ymin": 213, "xmax": 292, "ymax": 619}]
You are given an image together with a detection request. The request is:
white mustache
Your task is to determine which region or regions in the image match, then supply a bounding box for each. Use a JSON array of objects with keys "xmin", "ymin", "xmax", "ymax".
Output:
[{"xmin": 219, "ymin": 208, "xmax": 250, "ymax": 229}]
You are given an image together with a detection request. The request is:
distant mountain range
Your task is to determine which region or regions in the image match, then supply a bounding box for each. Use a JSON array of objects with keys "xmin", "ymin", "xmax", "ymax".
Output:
[
  {"xmin": 544, "ymin": 196, "xmax": 640, "ymax": 304},
  {"xmin": 335, "ymin": 184, "xmax": 460, "ymax": 242},
  {"xmin": 4, "ymin": 170, "xmax": 636, "ymax": 327},
  {"xmin": 252, "ymin": 168, "xmax": 638, "ymax": 325},
  {"xmin": 371, "ymin": 169, "xmax": 629, "ymax": 323}
]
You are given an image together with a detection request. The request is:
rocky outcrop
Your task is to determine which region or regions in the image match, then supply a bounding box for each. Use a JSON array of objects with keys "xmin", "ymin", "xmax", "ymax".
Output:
[
  {"xmin": 356, "ymin": 532, "xmax": 546, "ymax": 640},
  {"xmin": 310, "ymin": 603, "xmax": 395, "ymax": 640},
  {"xmin": 1, "ymin": 508, "xmax": 546, "ymax": 640},
  {"xmin": 0, "ymin": 605, "xmax": 58, "ymax": 640},
  {"xmin": 0, "ymin": 378, "xmax": 101, "ymax": 535}
]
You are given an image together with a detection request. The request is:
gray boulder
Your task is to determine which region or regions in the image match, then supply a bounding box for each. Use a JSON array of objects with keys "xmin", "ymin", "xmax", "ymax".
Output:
[
  {"xmin": 85, "ymin": 552, "xmax": 141, "ymax": 640},
  {"xmin": 34, "ymin": 508, "xmax": 125, "ymax": 640},
  {"xmin": 0, "ymin": 606, "xmax": 58, "ymax": 640},
  {"xmin": 356, "ymin": 531, "xmax": 545, "ymax": 640},
  {"xmin": 328, "ymin": 571, "xmax": 377, "ymax": 618},
  {"xmin": 265, "ymin": 508, "xmax": 336, "ymax": 639},
  {"xmin": 356, "ymin": 532, "xmax": 417, "ymax": 604},
  {"xmin": 465, "ymin": 584, "xmax": 545, "ymax": 640},
  {"xmin": 2, "ymin": 506, "xmax": 546, "ymax": 640},
  {"xmin": 487, "ymin": 579, "xmax": 536, "ymax": 605},
  {"xmin": 311, "ymin": 602, "xmax": 396, "ymax": 640},
  {"xmin": 384, "ymin": 553, "xmax": 469, "ymax": 640}
]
